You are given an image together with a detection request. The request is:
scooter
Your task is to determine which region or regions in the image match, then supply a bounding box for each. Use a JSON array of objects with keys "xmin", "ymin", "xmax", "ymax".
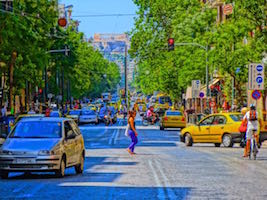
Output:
[{"xmin": 142, "ymin": 114, "xmax": 160, "ymax": 126}]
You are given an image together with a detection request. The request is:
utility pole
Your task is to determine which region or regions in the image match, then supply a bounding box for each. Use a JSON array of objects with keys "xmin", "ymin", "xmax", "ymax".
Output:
[{"xmin": 124, "ymin": 44, "xmax": 128, "ymax": 111}]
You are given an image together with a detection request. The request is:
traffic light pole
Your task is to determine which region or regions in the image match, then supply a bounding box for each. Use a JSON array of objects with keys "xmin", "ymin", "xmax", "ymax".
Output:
[{"xmin": 174, "ymin": 42, "xmax": 209, "ymax": 111}]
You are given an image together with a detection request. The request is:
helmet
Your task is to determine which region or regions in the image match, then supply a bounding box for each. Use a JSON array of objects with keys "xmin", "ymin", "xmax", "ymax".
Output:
[{"xmin": 250, "ymin": 104, "xmax": 256, "ymax": 110}]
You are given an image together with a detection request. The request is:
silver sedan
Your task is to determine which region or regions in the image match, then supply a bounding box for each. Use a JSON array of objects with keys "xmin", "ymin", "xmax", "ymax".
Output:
[{"xmin": 0, "ymin": 117, "xmax": 85, "ymax": 179}]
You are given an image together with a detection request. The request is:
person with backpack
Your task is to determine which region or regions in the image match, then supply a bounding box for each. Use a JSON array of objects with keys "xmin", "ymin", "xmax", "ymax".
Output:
[
  {"xmin": 243, "ymin": 104, "xmax": 262, "ymax": 157},
  {"xmin": 127, "ymin": 110, "xmax": 138, "ymax": 155}
]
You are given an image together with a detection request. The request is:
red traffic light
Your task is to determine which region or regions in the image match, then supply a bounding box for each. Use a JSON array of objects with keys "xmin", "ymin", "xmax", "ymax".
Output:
[
  {"xmin": 58, "ymin": 18, "xmax": 67, "ymax": 27},
  {"xmin": 39, "ymin": 89, "xmax": 43, "ymax": 94},
  {"xmin": 168, "ymin": 38, "xmax": 174, "ymax": 51},
  {"xmin": 168, "ymin": 38, "xmax": 174, "ymax": 45}
]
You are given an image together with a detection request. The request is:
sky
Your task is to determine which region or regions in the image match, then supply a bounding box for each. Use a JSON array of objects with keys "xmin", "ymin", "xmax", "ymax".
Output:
[{"xmin": 60, "ymin": 0, "xmax": 137, "ymax": 38}]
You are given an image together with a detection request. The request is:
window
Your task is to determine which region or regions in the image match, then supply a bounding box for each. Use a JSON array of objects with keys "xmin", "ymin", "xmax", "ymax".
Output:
[
  {"xmin": 64, "ymin": 121, "xmax": 73, "ymax": 138},
  {"xmin": 69, "ymin": 121, "xmax": 80, "ymax": 136},
  {"xmin": 10, "ymin": 121, "xmax": 61, "ymax": 138},
  {"xmin": 213, "ymin": 116, "xmax": 226, "ymax": 125},
  {"xmin": 200, "ymin": 116, "xmax": 214, "ymax": 126},
  {"xmin": 230, "ymin": 114, "xmax": 243, "ymax": 122},
  {"xmin": 166, "ymin": 111, "xmax": 182, "ymax": 116}
]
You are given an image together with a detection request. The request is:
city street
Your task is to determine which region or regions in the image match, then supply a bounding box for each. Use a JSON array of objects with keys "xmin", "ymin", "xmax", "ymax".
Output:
[{"xmin": 1, "ymin": 118, "xmax": 267, "ymax": 200}]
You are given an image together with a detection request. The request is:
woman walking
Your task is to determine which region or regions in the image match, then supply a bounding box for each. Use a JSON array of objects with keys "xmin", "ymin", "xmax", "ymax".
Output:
[{"xmin": 127, "ymin": 110, "xmax": 138, "ymax": 155}]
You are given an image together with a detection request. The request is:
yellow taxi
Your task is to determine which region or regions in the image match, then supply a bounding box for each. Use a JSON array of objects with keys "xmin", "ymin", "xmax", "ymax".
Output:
[
  {"xmin": 180, "ymin": 113, "xmax": 243, "ymax": 147},
  {"xmin": 160, "ymin": 110, "xmax": 186, "ymax": 130},
  {"xmin": 260, "ymin": 111, "xmax": 267, "ymax": 145},
  {"xmin": 87, "ymin": 105, "xmax": 98, "ymax": 111},
  {"xmin": 137, "ymin": 102, "xmax": 147, "ymax": 112}
]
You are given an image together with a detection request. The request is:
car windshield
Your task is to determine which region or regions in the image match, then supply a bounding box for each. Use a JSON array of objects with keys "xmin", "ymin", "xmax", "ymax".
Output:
[
  {"xmin": 50, "ymin": 112, "xmax": 60, "ymax": 117},
  {"xmin": 159, "ymin": 96, "xmax": 171, "ymax": 104},
  {"xmin": 69, "ymin": 110, "xmax": 80, "ymax": 115},
  {"xmin": 230, "ymin": 114, "xmax": 243, "ymax": 122},
  {"xmin": 82, "ymin": 110, "xmax": 95, "ymax": 115},
  {"xmin": 166, "ymin": 111, "xmax": 182, "ymax": 116},
  {"xmin": 10, "ymin": 121, "xmax": 61, "ymax": 138}
]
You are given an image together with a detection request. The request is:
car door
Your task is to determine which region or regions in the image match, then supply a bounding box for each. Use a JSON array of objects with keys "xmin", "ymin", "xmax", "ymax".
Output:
[
  {"xmin": 69, "ymin": 120, "xmax": 83, "ymax": 164},
  {"xmin": 64, "ymin": 121, "xmax": 76, "ymax": 166},
  {"xmin": 193, "ymin": 116, "xmax": 214, "ymax": 143},
  {"xmin": 209, "ymin": 115, "xmax": 227, "ymax": 143}
]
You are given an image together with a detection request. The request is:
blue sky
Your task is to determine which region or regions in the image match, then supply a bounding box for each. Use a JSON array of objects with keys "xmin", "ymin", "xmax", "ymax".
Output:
[{"xmin": 60, "ymin": 0, "xmax": 137, "ymax": 38}]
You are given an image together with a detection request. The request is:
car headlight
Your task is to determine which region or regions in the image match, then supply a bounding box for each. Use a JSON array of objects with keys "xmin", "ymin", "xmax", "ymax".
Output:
[{"xmin": 38, "ymin": 150, "xmax": 54, "ymax": 155}]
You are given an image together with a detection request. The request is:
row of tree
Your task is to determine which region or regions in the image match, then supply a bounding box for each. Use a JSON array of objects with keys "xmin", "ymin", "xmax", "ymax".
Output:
[
  {"xmin": 0, "ymin": 0, "xmax": 120, "ymax": 111},
  {"xmin": 130, "ymin": 0, "xmax": 266, "ymax": 107}
]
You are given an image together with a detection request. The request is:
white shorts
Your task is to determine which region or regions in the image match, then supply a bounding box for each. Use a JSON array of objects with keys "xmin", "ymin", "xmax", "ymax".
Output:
[{"xmin": 246, "ymin": 129, "xmax": 258, "ymax": 140}]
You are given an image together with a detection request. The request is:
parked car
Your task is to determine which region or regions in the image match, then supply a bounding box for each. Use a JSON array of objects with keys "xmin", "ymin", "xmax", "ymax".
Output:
[
  {"xmin": 180, "ymin": 113, "xmax": 243, "ymax": 147},
  {"xmin": 160, "ymin": 110, "xmax": 186, "ymax": 130},
  {"xmin": 79, "ymin": 109, "xmax": 99, "ymax": 124},
  {"xmin": 0, "ymin": 118, "xmax": 85, "ymax": 179},
  {"xmin": 65, "ymin": 110, "xmax": 81, "ymax": 124}
]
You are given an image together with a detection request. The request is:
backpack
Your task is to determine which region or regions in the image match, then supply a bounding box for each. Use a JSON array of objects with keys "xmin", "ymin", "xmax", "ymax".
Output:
[{"xmin": 249, "ymin": 111, "xmax": 257, "ymax": 121}]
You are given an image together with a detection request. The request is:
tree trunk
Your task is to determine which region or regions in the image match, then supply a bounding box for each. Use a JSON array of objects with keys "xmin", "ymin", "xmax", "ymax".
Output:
[{"xmin": 9, "ymin": 51, "xmax": 17, "ymax": 112}]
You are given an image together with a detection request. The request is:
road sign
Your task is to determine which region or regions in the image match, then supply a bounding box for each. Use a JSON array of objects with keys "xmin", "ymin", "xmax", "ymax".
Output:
[
  {"xmin": 251, "ymin": 90, "xmax": 261, "ymax": 100},
  {"xmin": 192, "ymin": 80, "xmax": 201, "ymax": 98},
  {"xmin": 48, "ymin": 93, "xmax": 53, "ymax": 99},
  {"xmin": 199, "ymin": 92, "xmax": 204, "ymax": 98},
  {"xmin": 223, "ymin": 4, "xmax": 233, "ymax": 15},
  {"xmin": 248, "ymin": 63, "xmax": 264, "ymax": 90}
]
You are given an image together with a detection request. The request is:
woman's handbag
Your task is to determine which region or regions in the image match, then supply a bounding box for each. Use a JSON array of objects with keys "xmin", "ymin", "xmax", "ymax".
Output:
[
  {"xmin": 239, "ymin": 121, "xmax": 247, "ymax": 133},
  {"xmin": 124, "ymin": 124, "xmax": 130, "ymax": 137}
]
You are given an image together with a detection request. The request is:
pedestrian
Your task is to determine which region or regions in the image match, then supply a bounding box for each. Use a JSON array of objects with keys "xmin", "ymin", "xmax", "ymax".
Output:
[
  {"xmin": 127, "ymin": 110, "xmax": 138, "ymax": 155},
  {"xmin": 242, "ymin": 104, "xmax": 262, "ymax": 157},
  {"xmin": 45, "ymin": 106, "xmax": 51, "ymax": 117}
]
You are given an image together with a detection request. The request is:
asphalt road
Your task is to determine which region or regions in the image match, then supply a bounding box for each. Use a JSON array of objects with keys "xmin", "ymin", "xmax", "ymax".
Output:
[{"xmin": 1, "ymin": 118, "xmax": 267, "ymax": 200}]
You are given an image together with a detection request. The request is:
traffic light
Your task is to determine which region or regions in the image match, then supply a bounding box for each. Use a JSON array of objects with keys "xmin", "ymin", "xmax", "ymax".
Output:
[{"xmin": 168, "ymin": 38, "xmax": 174, "ymax": 51}]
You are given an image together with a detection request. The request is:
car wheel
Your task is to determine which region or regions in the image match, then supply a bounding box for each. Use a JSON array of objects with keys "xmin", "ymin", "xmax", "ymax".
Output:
[
  {"xmin": 56, "ymin": 157, "xmax": 66, "ymax": 178},
  {"xmin": 222, "ymin": 134, "xmax": 233, "ymax": 147},
  {"xmin": 75, "ymin": 154, "xmax": 84, "ymax": 174},
  {"xmin": 0, "ymin": 171, "xmax": 8, "ymax": 179},
  {"xmin": 185, "ymin": 133, "xmax": 193, "ymax": 146},
  {"xmin": 214, "ymin": 143, "xmax": 221, "ymax": 147},
  {"xmin": 160, "ymin": 126, "xmax": 164, "ymax": 130}
]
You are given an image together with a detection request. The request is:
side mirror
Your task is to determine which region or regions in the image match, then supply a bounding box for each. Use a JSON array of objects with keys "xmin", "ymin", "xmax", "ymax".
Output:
[{"xmin": 66, "ymin": 130, "xmax": 75, "ymax": 139}]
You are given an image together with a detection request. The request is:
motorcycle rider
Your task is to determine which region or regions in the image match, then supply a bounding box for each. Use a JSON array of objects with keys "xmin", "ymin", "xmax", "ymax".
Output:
[
  {"xmin": 243, "ymin": 104, "xmax": 262, "ymax": 157},
  {"xmin": 146, "ymin": 106, "xmax": 156, "ymax": 124}
]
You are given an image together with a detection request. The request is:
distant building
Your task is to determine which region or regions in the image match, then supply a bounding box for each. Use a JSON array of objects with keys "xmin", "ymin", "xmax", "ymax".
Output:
[{"xmin": 92, "ymin": 33, "xmax": 136, "ymax": 88}]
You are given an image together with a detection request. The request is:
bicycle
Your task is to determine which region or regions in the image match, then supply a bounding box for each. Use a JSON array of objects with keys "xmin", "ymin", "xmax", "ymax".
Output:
[{"xmin": 249, "ymin": 130, "xmax": 258, "ymax": 160}]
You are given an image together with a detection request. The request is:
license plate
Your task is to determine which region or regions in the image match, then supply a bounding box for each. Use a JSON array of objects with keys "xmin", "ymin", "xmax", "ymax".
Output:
[{"xmin": 15, "ymin": 158, "xmax": 35, "ymax": 164}]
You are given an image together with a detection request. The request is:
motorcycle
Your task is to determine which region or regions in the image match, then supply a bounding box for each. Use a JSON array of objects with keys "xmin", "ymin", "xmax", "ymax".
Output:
[{"xmin": 142, "ymin": 114, "xmax": 160, "ymax": 126}]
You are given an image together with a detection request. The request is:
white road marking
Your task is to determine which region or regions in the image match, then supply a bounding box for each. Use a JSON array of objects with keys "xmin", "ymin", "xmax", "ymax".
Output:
[
  {"xmin": 79, "ymin": 125, "xmax": 159, "ymax": 130},
  {"xmin": 155, "ymin": 160, "xmax": 177, "ymax": 200},
  {"xmin": 148, "ymin": 160, "xmax": 166, "ymax": 199},
  {"xmin": 108, "ymin": 130, "xmax": 116, "ymax": 145}
]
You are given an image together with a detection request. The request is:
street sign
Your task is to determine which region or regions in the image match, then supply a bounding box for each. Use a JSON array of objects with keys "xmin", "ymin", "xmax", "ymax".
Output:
[
  {"xmin": 251, "ymin": 90, "xmax": 261, "ymax": 100},
  {"xmin": 223, "ymin": 4, "xmax": 233, "ymax": 15},
  {"xmin": 192, "ymin": 80, "xmax": 201, "ymax": 98},
  {"xmin": 199, "ymin": 92, "xmax": 204, "ymax": 98},
  {"xmin": 48, "ymin": 93, "xmax": 53, "ymax": 99},
  {"xmin": 248, "ymin": 63, "xmax": 264, "ymax": 90}
]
